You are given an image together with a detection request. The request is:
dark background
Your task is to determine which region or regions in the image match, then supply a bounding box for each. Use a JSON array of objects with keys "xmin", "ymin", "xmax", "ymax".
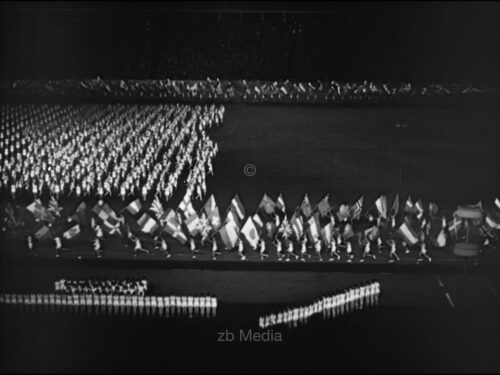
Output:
[{"xmin": 1, "ymin": 1, "xmax": 500, "ymax": 84}]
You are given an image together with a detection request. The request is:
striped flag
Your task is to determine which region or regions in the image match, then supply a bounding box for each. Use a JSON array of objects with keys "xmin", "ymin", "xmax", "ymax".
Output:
[
  {"xmin": 398, "ymin": 218, "xmax": 420, "ymax": 245},
  {"xmin": 375, "ymin": 195, "xmax": 387, "ymax": 219},
  {"xmin": 350, "ymin": 196, "xmax": 364, "ymax": 220},
  {"xmin": 290, "ymin": 214, "xmax": 304, "ymax": 239},
  {"xmin": 252, "ymin": 213, "xmax": 264, "ymax": 231},
  {"xmin": 276, "ymin": 193, "xmax": 286, "ymax": 213},
  {"xmin": 230, "ymin": 195, "xmax": 246, "ymax": 222},
  {"xmin": 137, "ymin": 213, "xmax": 159, "ymax": 234},
  {"xmin": 241, "ymin": 217, "xmax": 260, "ymax": 249},
  {"xmin": 63, "ymin": 224, "xmax": 81, "ymax": 240},
  {"xmin": 415, "ymin": 199, "xmax": 424, "ymax": 217},
  {"xmin": 125, "ymin": 199, "xmax": 142, "ymax": 215}
]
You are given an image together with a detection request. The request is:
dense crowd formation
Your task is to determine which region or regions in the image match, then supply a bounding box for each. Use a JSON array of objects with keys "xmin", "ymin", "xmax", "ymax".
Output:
[
  {"xmin": 1, "ymin": 79, "xmax": 485, "ymax": 104},
  {"xmin": 0, "ymin": 103, "xmax": 222, "ymax": 201},
  {"xmin": 259, "ymin": 281, "xmax": 380, "ymax": 329},
  {"xmin": 0, "ymin": 292, "xmax": 218, "ymax": 318},
  {"xmin": 55, "ymin": 277, "xmax": 148, "ymax": 296}
]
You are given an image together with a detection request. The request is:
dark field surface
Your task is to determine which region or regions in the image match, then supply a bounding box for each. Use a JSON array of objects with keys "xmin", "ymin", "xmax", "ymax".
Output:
[{"xmin": 1, "ymin": 103, "xmax": 500, "ymax": 372}]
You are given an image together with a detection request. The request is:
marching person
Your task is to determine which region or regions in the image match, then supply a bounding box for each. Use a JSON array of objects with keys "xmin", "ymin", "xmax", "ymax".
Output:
[
  {"xmin": 314, "ymin": 239, "xmax": 323, "ymax": 261},
  {"xmin": 189, "ymin": 238, "xmax": 199, "ymax": 259},
  {"xmin": 329, "ymin": 236, "xmax": 341, "ymax": 261},
  {"xmin": 259, "ymin": 238, "xmax": 268, "ymax": 260},
  {"xmin": 237, "ymin": 238, "xmax": 246, "ymax": 261},
  {"xmin": 300, "ymin": 236, "xmax": 309, "ymax": 262},
  {"xmin": 285, "ymin": 239, "xmax": 298, "ymax": 261},
  {"xmin": 388, "ymin": 239, "xmax": 400, "ymax": 263},
  {"xmin": 417, "ymin": 234, "xmax": 432, "ymax": 263},
  {"xmin": 133, "ymin": 235, "xmax": 149, "ymax": 257}
]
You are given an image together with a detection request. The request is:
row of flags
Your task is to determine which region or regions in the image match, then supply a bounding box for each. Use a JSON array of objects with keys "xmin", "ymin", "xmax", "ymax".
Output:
[{"xmin": 4, "ymin": 193, "xmax": 500, "ymax": 250}]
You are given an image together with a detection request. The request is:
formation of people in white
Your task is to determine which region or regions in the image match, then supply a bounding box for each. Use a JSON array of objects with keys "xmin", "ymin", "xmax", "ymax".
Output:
[
  {"xmin": 1, "ymin": 79, "xmax": 484, "ymax": 104},
  {"xmin": 0, "ymin": 280, "xmax": 217, "ymax": 318},
  {"xmin": 0, "ymin": 103, "xmax": 222, "ymax": 201},
  {"xmin": 259, "ymin": 281, "xmax": 380, "ymax": 329}
]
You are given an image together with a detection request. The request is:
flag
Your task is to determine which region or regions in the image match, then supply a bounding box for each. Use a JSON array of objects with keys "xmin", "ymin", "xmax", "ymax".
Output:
[
  {"xmin": 150, "ymin": 195, "xmax": 165, "ymax": 220},
  {"xmin": 63, "ymin": 224, "xmax": 81, "ymax": 240},
  {"xmin": 48, "ymin": 196, "xmax": 63, "ymax": 217},
  {"xmin": 307, "ymin": 215, "xmax": 320, "ymax": 243},
  {"xmin": 258, "ymin": 193, "xmax": 276, "ymax": 215},
  {"xmin": 415, "ymin": 199, "xmax": 424, "ymax": 217},
  {"xmin": 219, "ymin": 220, "xmax": 239, "ymax": 250},
  {"xmin": 280, "ymin": 86, "xmax": 288, "ymax": 95},
  {"xmin": 252, "ymin": 213, "xmax": 264, "ymax": 231},
  {"xmin": 320, "ymin": 222, "xmax": 333, "ymax": 246},
  {"xmin": 137, "ymin": 213, "xmax": 159, "ymax": 234},
  {"xmin": 163, "ymin": 209, "xmax": 188, "ymax": 244},
  {"xmin": 34, "ymin": 225, "xmax": 51, "ymax": 240},
  {"xmin": 350, "ymin": 196, "xmax": 364, "ymax": 220},
  {"xmin": 290, "ymin": 213, "xmax": 303, "ymax": 239},
  {"xmin": 485, "ymin": 212, "xmax": 500, "ymax": 230},
  {"xmin": 178, "ymin": 195, "xmax": 196, "ymax": 218},
  {"xmin": 276, "ymin": 193, "xmax": 286, "ymax": 213},
  {"xmin": 185, "ymin": 213, "xmax": 202, "ymax": 236},
  {"xmin": 337, "ymin": 204, "xmax": 350, "ymax": 222},
  {"xmin": 364, "ymin": 225, "xmax": 380, "ymax": 242},
  {"xmin": 225, "ymin": 209, "xmax": 240, "ymax": 229},
  {"xmin": 375, "ymin": 195, "xmax": 387, "ymax": 219},
  {"xmin": 241, "ymin": 217, "xmax": 259, "ymax": 249},
  {"xmin": 203, "ymin": 195, "xmax": 221, "ymax": 230},
  {"xmin": 448, "ymin": 217, "xmax": 463, "ymax": 238},
  {"xmin": 300, "ymin": 194, "xmax": 313, "ymax": 218},
  {"xmin": 389, "ymin": 194, "xmax": 399, "ymax": 217},
  {"xmin": 93, "ymin": 203, "xmax": 120, "ymax": 226},
  {"xmin": 404, "ymin": 196, "xmax": 414, "ymax": 213},
  {"xmin": 230, "ymin": 195, "xmax": 246, "ymax": 222},
  {"xmin": 27, "ymin": 200, "xmax": 55, "ymax": 223},
  {"xmin": 70, "ymin": 202, "xmax": 87, "ymax": 224},
  {"xmin": 125, "ymin": 199, "xmax": 142, "ymax": 215},
  {"xmin": 316, "ymin": 194, "xmax": 332, "ymax": 218},
  {"xmin": 398, "ymin": 218, "xmax": 420, "ymax": 245}
]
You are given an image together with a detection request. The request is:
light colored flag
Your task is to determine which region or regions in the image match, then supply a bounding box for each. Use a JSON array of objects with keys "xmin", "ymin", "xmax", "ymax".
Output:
[
  {"xmin": 137, "ymin": 213, "xmax": 159, "ymax": 234},
  {"xmin": 404, "ymin": 196, "xmax": 414, "ymax": 213},
  {"xmin": 300, "ymin": 194, "xmax": 313, "ymax": 218},
  {"xmin": 48, "ymin": 196, "xmax": 63, "ymax": 217},
  {"xmin": 34, "ymin": 225, "xmax": 51, "ymax": 240},
  {"xmin": 375, "ymin": 195, "xmax": 387, "ymax": 219},
  {"xmin": 321, "ymin": 222, "xmax": 333, "ymax": 246},
  {"xmin": 125, "ymin": 199, "xmax": 142, "ymax": 215},
  {"xmin": 241, "ymin": 217, "xmax": 259, "ymax": 249},
  {"xmin": 316, "ymin": 194, "xmax": 332, "ymax": 218},
  {"xmin": 276, "ymin": 193, "xmax": 286, "ymax": 213},
  {"xmin": 27, "ymin": 199, "xmax": 55, "ymax": 223},
  {"xmin": 252, "ymin": 213, "xmax": 264, "ymax": 231},
  {"xmin": 63, "ymin": 224, "xmax": 81, "ymax": 240},
  {"xmin": 398, "ymin": 220, "xmax": 420, "ymax": 245},
  {"xmin": 178, "ymin": 195, "xmax": 196, "ymax": 218},
  {"xmin": 307, "ymin": 216, "xmax": 320, "ymax": 243},
  {"xmin": 219, "ymin": 220, "xmax": 239, "ymax": 250},
  {"xmin": 150, "ymin": 195, "xmax": 165, "ymax": 220},
  {"xmin": 163, "ymin": 210, "xmax": 188, "ymax": 244},
  {"xmin": 258, "ymin": 193, "xmax": 276, "ymax": 215},
  {"xmin": 185, "ymin": 213, "xmax": 202, "ymax": 236}
]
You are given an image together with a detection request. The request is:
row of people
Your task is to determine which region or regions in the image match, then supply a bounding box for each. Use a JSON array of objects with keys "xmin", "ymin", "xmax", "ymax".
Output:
[
  {"xmin": 0, "ymin": 103, "xmax": 222, "ymax": 201},
  {"xmin": 0, "ymin": 293, "xmax": 218, "ymax": 318},
  {"xmin": 1, "ymin": 79, "xmax": 483, "ymax": 103},
  {"xmin": 259, "ymin": 281, "xmax": 380, "ymax": 329},
  {"xmin": 54, "ymin": 278, "xmax": 148, "ymax": 296}
]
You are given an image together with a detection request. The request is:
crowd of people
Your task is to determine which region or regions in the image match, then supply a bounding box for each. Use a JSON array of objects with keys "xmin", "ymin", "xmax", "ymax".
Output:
[
  {"xmin": 0, "ymin": 291, "xmax": 218, "ymax": 318},
  {"xmin": 55, "ymin": 277, "xmax": 148, "ymax": 296},
  {"xmin": 259, "ymin": 281, "xmax": 380, "ymax": 329},
  {"xmin": 0, "ymin": 103, "xmax": 222, "ymax": 201},
  {"xmin": 0, "ymin": 79, "xmax": 485, "ymax": 104}
]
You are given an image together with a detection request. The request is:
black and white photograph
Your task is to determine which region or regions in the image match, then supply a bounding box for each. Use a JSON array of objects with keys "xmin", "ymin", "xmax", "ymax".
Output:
[{"xmin": 0, "ymin": 1, "xmax": 499, "ymax": 373}]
